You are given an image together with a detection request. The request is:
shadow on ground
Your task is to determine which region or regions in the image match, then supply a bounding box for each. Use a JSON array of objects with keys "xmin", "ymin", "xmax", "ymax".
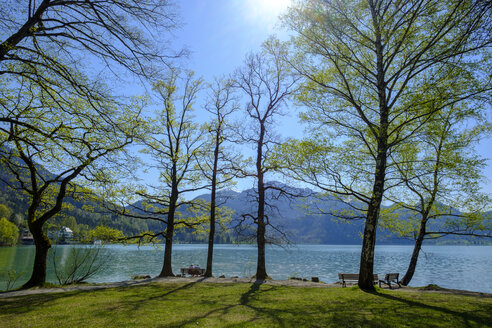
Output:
[{"xmin": 1, "ymin": 281, "xmax": 491, "ymax": 327}]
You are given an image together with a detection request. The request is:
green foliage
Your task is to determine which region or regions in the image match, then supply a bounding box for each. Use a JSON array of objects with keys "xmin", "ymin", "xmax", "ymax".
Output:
[
  {"xmin": 381, "ymin": 103, "xmax": 491, "ymax": 241},
  {"xmin": 280, "ymin": 0, "xmax": 491, "ymax": 206},
  {"xmin": 88, "ymin": 226, "xmax": 125, "ymax": 244},
  {"xmin": 103, "ymin": 70, "xmax": 210, "ymax": 247},
  {"xmin": 0, "ymin": 204, "xmax": 12, "ymax": 221},
  {"xmin": 0, "ymin": 71, "xmax": 143, "ymax": 240},
  {"xmin": 0, "ymin": 217, "xmax": 18, "ymax": 246}
]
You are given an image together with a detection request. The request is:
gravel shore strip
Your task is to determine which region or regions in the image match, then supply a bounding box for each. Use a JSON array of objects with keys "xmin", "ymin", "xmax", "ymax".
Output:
[{"xmin": 1, "ymin": 276, "xmax": 490, "ymax": 298}]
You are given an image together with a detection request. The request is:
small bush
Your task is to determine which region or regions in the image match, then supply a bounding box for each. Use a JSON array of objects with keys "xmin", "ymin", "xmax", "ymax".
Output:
[
  {"xmin": 0, "ymin": 217, "xmax": 19, "ymax": 246},
  {"xmin": 50, "ymin": 245, "xmax": 109, "ymax": 285},
  {"xmin": 1, "ymin": 269, "xmax": 24, "ymax": 291}
]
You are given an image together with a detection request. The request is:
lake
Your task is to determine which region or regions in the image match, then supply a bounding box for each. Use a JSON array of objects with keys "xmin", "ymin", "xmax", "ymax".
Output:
[{"xmin": 1, "ymin": 244, "xmax": 491, "ymax": 293}]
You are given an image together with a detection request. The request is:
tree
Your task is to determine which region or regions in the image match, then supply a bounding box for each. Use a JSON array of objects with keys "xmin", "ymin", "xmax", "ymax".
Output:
[
  {"xmin": 232, "ymin": 39, "xmax": 298, "ymax": 280},
  {"xmin": 108, "ymin": 71, "xmax": 207, "ymax": 277},
  {"xmin": 0, "ymin": 204, "xmax": 12, "ymax": 220},
  {"xmin": 0, "ymin": 1, "xmax": 181, "ymax": 206},
  {"xmin": 0, "ymin": 76, "xmax": 141, "ymax": 288},
  {"xmin": 0, "ymin": 217, "xmax": 18, "ymax": 246},
  {"xmin": 381, "ymin": 103, "xmax": 491, "ymax": 286},
  {"xmin": 0, "ymin": 0, "xmax": 180, "ymax": 103},
  {"xmin": 282, "ymin": 0, "xmax": 492, "ymax": 289},
  {"xmin": 0, "ymin": 0, "xmax": 178, "ymax": 288},
  {"xmin": 198, "ymin": 78, "xmax": 238, "ymax": 277}
]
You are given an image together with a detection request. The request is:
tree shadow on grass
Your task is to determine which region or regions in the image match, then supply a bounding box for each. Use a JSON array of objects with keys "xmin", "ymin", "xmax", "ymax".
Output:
[
  {"xmin": 371, "ymin": 291, "xmax": 491, "ymax": 327},
  {"xmin": 4, "ymin": 281, "xmax": 490, "ymax": 328},
  {"xmin": 114, "ymin": 280, "xmax": 202, "ymax": 313},
  {"xmin": 239, "ymin": 279, "xmax": 262, "ymax": 305},
  {"xmin": 0, "ymin": 290, "xmax": 87, "ymax": 315},
  {"xmin": 237, "ymin": 280, "xmax": 290, "ymax": 327},
  {"xmin": 145, "ymin": 280, "xmax": 202, "ymax": 300},
  {"xmin": 0, "ymin": 279, "xmax": 201, "ymax": 318},
  {"xmin": 66, "ymin": 280, "xmax": 204, "ymax": 323},
  {"xmin": 151, "ymin": 280, "xmax": 292, "ymax": 328}
]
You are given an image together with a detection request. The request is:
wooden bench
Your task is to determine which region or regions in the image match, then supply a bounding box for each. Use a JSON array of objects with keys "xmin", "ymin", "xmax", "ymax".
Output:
[
  {"xmin": 379, "ymin": 273, "xmax": 402, "ymax": 289},
  {"xmin": 338, "ymin": 273, "xmax": 379, "ymax": 287},
  {"xmin": 180, "ymin": 268, "xmax": 205, "ymax": 277}
]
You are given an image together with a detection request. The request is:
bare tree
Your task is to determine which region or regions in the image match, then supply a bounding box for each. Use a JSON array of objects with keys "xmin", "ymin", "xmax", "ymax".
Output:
[
  {"xmin": 198, "ymin": 78, "xmax": 239, "ymax": 277},
  {"xmin": 0, "ymin": 0, "xmax": 179, "ymax": 77},
  {"xmin": 232, "ymin": 38, "xmax": 299, "ymax": 280}
]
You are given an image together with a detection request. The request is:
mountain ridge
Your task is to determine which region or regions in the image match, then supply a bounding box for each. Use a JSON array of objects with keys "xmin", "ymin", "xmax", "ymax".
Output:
[{"xmin": 0, "ymin": 155, "xmax": 488, "ymax": 245}]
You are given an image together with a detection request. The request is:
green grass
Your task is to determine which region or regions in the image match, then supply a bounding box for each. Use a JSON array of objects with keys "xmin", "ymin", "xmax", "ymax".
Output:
[{"xmin": 0, "ymin": 282, "xmax": 491, "ymax": 327}]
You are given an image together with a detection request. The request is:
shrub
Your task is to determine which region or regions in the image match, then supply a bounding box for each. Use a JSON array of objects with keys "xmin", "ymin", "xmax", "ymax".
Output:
[{"xmin": 0, "ymin": 217, "xmax": 19, "ymax": 246}]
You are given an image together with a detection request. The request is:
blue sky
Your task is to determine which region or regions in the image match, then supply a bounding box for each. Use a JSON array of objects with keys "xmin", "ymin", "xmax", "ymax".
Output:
[
  {"xmin": 160, "ymin": 0, "xmax": 491, "ymax": 198},
  {"xmin": 173, "ymin": 0, "xmax": 291, "ymax": 81},
  {"xmin": 169, "ymin": 0, "xmax": 300, "ymax": 193}
]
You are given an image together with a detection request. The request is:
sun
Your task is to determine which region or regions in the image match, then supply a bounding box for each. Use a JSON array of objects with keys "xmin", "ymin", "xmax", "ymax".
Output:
[
  {"xmin": 257, "ymin": 0, "xmax": 291, "ymax": 14},
  {"xmin": 246, "ymin": 0, "xmax": 292, "ymax": 23}
]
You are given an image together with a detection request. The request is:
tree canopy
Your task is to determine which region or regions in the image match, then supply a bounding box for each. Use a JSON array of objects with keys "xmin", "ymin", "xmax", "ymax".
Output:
[{"xmin": 282, "ymin": 0, "xmax": 492, "ymax": 289}]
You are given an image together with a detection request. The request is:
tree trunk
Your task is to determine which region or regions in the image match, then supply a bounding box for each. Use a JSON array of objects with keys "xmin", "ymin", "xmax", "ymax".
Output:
[
  {"xmin": 359, "ymin": 143, "xmax": 387, "ymax": 290},
  {"xmin": 160, "ymin": 218, "xmax": 175, "ymax": 277},
  {"xmin": 160, "ymin": 163, "xmax": 181, "ymax": 278},
  {"xmin": 359, "ymin": 200, "xmax": 380, "ymax": 290},
  {"xmin": 401, "ymin": 219, "xmax": 427, "ymax": 286},
  {"xmin": 0, "ymin": 0, "xmax": 50, "ymax": 61},
  {"xmin": 256, "ymin": 218, "xmax": 267, "ymax": 280},
  {"xmin": 160, "ymin": 188, "xmax": 177, "ymax": 277},
  {"xmin": 359, "ymin": 9, "xmax": 388, "ymax": 291},
  {"xmin": 205, "ymin": 180, "xmax": 216, "ymax": 277},
  {"xmin": 205, "ymin": 135, "xmax": 220, "ymax": 278},
  {"xmin": 400, "ymin": 133, "xmax": 441, "ymax": 286},
  {"xmin": 255, "ymin": 123, "xmax": 268, "ymax": 280},
  {"xmin": 22, "ymin": 223, "xmax": 51, "ymax": 288}
]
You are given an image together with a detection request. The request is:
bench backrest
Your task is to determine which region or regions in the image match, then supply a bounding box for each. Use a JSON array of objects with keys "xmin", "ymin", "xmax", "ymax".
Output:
[
  {"xmin": 338, "ymin": 273, "xmax": 358, "ymax": 280},
  {"xmin": 385, "ymin": 273, "xmax": 399, "ymax": 281}
]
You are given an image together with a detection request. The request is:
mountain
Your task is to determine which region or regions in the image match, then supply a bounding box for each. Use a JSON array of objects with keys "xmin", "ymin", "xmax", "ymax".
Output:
[
  {"xmin": 192, "ymin": 181, "xmax": 491, "ymax": 245},
  {"xmin": 193, "ymin": 182, "xmax": 382, "ymax": 245},
  {"xmin": 0, "ymin": 155, "xmax": 149, "ymax": 235},
  {"xmin": 1, "ymin": 152, "xmax": 488, "ymax": 245}
]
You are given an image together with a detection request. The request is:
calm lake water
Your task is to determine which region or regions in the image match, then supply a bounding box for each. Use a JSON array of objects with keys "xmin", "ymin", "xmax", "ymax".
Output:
[{"xmin": 1, "ymin": 244, "xmax": 491, "ymax": 293}]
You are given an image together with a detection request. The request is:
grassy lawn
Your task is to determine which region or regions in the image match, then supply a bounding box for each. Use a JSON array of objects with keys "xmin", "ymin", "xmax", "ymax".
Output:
[{"xmin": 0, "ymin": 282, "xmax": 491, "ymax": 327}]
